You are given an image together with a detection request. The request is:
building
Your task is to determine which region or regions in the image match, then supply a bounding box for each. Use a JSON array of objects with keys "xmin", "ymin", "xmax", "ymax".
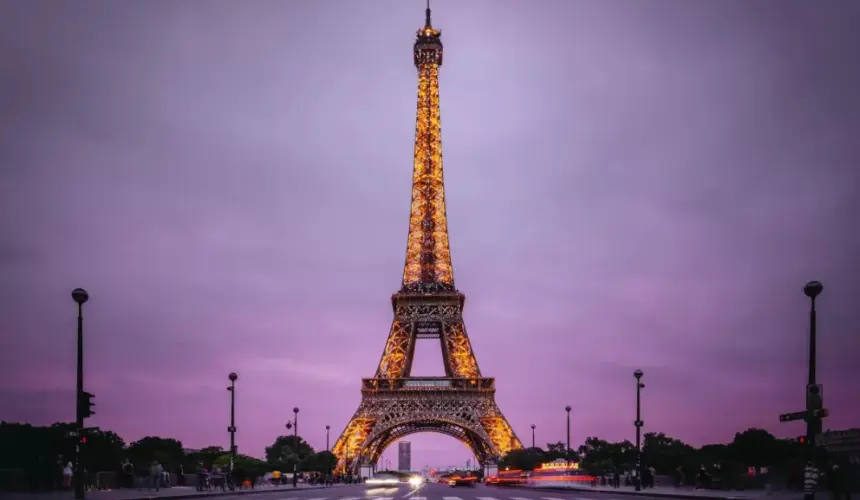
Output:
[
  {"xmin": 398, "ymin": 441, "xmax": 412, "ymax": 472},
  {"xmin": 820, "ymin": 428, "xmax": 860, "ymax": 465}
]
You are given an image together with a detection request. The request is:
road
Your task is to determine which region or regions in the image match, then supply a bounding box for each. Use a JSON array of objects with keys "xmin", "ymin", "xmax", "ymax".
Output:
[{"xmin": 198, "ymin": 483, "xmax": 733, "ymax": 500}]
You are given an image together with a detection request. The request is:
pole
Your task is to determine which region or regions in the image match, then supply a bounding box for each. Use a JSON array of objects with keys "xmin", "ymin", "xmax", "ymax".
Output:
[
  {"xmin": 633, "ymin": 369, "xmax": 644, "ymax": 491},
  {"xmin": 565, "ymin": 406, "xmax": 571, "ymax": 458},
  {"xmin": 804, "ymin": 295, "xmax": 817, "ymax": 500},
  {"xmin": 292, "ymin": 411, "xmax": 298, "ymax": 487},
  {"xmin": 635, "ymin": 376, "xmax": 642, "ymax": 492},
  {"xmin": 531, "ymin": 424, "xmax": 535, "ymax": 449},
  {"xmin": 74, "ymin": 302, "xmax": 85, "ymax": 500},
  {"xmin": 230, "ymin": 380, "xmax": 236, "ymax": 472},
  {"xmin": 326, "ymin": 425, "xmax": 330, "ymax": 452}
]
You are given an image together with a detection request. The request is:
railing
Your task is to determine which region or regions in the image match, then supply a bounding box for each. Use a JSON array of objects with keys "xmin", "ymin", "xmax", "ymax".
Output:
[{"xmin": 362, "ymin": 377, "xmax": 495, "ymax": 392}]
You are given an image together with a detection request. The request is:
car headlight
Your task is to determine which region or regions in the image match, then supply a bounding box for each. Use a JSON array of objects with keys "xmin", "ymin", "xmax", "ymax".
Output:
[{"xmin": 408, "ymin": 476, "xmax": 423, "ymax": 487}]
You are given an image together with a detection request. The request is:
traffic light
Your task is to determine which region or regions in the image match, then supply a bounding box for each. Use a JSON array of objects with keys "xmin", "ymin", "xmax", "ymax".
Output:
[
  {"xmin": 798, "ymin": 436, "xmax": 806, "ymax": 444},
  {"xmin": 78, "ymin": 391, "xmax": 95, "ymax": 420}
]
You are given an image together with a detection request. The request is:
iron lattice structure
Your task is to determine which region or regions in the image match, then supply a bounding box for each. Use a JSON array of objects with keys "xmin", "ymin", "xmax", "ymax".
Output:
[{"xmin": 331, "ymin": 6, "xmax": 522, "ymax": 474}]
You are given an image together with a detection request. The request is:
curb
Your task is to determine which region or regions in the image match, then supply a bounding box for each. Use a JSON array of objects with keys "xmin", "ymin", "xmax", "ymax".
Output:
[
  {"xmin": 509, "ymin": 485, "xmax": 763, "ymax": 500},
  {"xmin": 90, "ymin": 485, "xmax": 344, "ymax": 500}
]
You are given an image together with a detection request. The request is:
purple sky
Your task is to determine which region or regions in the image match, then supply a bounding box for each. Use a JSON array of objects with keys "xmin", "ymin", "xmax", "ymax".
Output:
[{"xmin": 2, "ymin": 0, "xmax": 859, "ymax": 469}]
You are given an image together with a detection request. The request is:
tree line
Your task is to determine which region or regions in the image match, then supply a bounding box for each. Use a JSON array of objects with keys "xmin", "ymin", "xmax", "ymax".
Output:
[
  {"xmin": 0, "ymin": 421, "xmax": 336, "ymax": 491},
  {"xmin": 0, "ymin": 422, "xmax": 817, "ymax": 488},
  {"xmin": 500, "ymin": 428, "xmax": 813, "ymax": 484}
]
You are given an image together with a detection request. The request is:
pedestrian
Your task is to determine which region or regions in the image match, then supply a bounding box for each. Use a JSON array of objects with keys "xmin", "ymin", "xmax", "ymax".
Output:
[
  {"xmin": 827, "ymin": 462, "xmax": 850, "ymax": 500},
  {"xmin": 62, "ymin": 462, "xmax": 73, "ymax": 490},
  {"xmin": 121, "ymin": 459, "xmax": 134, "ymax": 489},
  {"xmin": 148, "ymin": 460, "xmax": 162, "ymax": 492}
]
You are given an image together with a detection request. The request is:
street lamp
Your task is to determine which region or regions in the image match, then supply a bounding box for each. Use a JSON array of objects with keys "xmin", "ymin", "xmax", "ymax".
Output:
[
  {"xmin": 565, "ymin": 406, "xmax": 572, "ymax": 459},
  {"xmin": 803, "ymin": 280, "xmax": 823, "ymax": 500},
  {"xmin": 71, "ymin": 288, "xmax": 89, "ymax": 500},
  {"xmin": 530, "ymin": 424, "xmax": 536, "ymax": 449},
  {"xmin": 292, "ymin": 408, "xmax": 299, "ymax": 487},
  {"xmin": 634, "ymin": 369, "xmax": 644, "ymax": 491},
  {"xmin": 227, "ymin": 373, "xmax": 238, "ymax": 473},
  {"xmin": 326, "ymin": 425, "xmax": 331, "ymax": 452}
]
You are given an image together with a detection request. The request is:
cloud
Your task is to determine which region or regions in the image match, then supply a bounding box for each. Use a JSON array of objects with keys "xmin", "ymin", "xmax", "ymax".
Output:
[{"xmin": 240, "ymin": 357, "xmax": 358, "ymax": 388}]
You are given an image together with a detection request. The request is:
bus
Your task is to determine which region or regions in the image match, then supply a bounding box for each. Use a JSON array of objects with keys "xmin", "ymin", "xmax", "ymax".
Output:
[
  {"xmin": 528, "ymin": 459, "xmax": 595, "ymax": 487},
  {"xmin": 486, "ymin": 468, "xmax": 527, "ymax": 486}
]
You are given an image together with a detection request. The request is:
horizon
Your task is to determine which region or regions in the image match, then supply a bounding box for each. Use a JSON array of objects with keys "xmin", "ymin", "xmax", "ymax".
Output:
[{"xmin": 2, "ymin": 0, "xmax": 859, "ymax": 470}]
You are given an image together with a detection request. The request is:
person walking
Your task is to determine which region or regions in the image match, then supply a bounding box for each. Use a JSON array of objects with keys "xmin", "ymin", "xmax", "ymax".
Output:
[
  {"xmin": 148, "ymin": 460, "xmax": 163, "ymax": 492},
  {"xmin": 62, "ymin": 462, "xmax": 73, "ymax": 490}
]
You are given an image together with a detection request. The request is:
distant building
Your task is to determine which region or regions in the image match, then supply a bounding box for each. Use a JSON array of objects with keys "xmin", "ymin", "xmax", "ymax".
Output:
[
  {"xmin": 819, "ymin": 428, "xmax": 860, "ymax": 465},
  {"xmin": 398, "ymin": 441, "xmax": 412, "ymax": 472}
]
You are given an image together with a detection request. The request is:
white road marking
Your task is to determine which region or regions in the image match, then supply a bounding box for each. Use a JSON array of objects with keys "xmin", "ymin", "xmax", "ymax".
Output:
[
  {"xmin": 373, "ymin": 497, "xmax": 395, "ymax": 500},
  {"xmin": 340, "ymin": 497, "xmax": 362, "ymax": 500},
  {"xmin": 443, "ymin": 497, "xmax": 464, "ymax": 500},
  {"xmin": 542, "ymin": 497, "xmax": 569, "ymax": 500},
  {"xmin": 401, "ymin": 487, "xmax": 426, "ymax": 499},
  {"xmin": 478, "ymin": 497, "xmax": 500, "ymax": 500},
  {"xmin": 511, "ymin": 497, "xmax": 534, "ymax": 500}
]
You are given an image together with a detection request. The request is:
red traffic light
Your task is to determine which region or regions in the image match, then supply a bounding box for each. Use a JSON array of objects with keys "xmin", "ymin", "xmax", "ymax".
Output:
[
  {"xmin": 798, "ymin": 436, "xmax": 805, "ymax": 444},
  {"xmin": 80, "ymin": 436, "xmax": 87, "ymax": 444}
]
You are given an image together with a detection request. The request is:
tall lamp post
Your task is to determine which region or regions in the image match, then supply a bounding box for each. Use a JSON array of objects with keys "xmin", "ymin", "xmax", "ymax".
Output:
[
  {"xmin": 634, "ymin": 369, "xmax": 644, "ymax": 491},
  {"xmin": 72, "ymin": 288, "xmax": 89, "ymax": 500},
  {"xmin": 325, "ymin": 425, "xmax": 331, "ymax": 452},
  {"xmin": 292, "ymin": 408, "xmax": 300, "ymax": 487},
  {"xmin": 530, "ymin": 424, "xmax": 536, "ymax": 449},
  {"xmin": 803, "ymin": 281, "xmax": 823, "ymax": 500},
  {"xmin": 565, "ymin": 406, "xmax": 572, "ymax": 460},
  {"xmin": 227, "ymin": 373, "xmax": 238, "ymax": 473}
]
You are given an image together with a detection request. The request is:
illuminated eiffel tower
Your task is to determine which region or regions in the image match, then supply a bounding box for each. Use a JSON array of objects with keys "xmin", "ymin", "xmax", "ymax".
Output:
[{"xmin": 331, "ymin": 2, "xmax": 522, "ymax": 474}]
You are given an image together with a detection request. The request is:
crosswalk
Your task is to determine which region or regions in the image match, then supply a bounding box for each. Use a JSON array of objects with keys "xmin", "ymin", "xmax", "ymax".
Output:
[{"xmin": 275, "ymin": 496, "xmax": 611, "ymax": 500}]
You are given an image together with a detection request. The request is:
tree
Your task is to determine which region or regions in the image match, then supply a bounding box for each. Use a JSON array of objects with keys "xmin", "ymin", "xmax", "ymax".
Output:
[
  {"xmin": 642, "ymin": 432, "xmax": 695, "ymax": 475},
  {"xmin": 127, "ymin": 437, "xmax": 185, "ymax": 468},
  {"xmin": 79, "ymin": 427, "xmax": 126, "ymax": 474},
  {"xmin": 265, "ymin": 435, "xmax": 314, "ymax": 470},
  {"xmin": 577, "ymin": 437, "xmax": 634, "ymax": 471},
  {"xmin": 545, "ymin": 441, "xmax": 580, "ymax": 462},
  {"xmin": 308, "ymin": 451, "xmax": 337, "ymax": 473},
  {"xmin": 187, "ymin": 446, "xmax": 226, "ymax": 468},
  {"xmin": 728, "ymin": 428, "xmax": 782, "ymax": 467},
  {"xmin": 500, "ymin": 448, "xmax": 545, "ymax": 471}
]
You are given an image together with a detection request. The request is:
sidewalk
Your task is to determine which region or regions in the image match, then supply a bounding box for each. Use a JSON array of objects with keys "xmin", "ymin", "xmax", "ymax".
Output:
[
  {"xmin": 520, "ymin": 483, "xmax": 803, "ymax": 500},
  {"xmin": 0, "ymin": 483, "xmax": 343, "ymax": 500}
]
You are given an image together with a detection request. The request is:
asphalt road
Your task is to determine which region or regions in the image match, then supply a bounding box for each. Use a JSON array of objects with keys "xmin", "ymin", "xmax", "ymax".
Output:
[{"xmin": 205, "ymin": 482, "xmax": 695, "ymax": 500}]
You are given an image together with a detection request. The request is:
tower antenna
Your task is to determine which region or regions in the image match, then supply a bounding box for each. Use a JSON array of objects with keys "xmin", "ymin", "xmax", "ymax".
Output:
[{"xmin": 425, "ymin": 0, "xmax": 432, "ymax": 28}]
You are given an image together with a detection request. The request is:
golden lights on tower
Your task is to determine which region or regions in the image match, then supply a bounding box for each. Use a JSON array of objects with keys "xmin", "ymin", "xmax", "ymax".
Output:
[{"xmin": 402, "ymin": 7, "xmax": 453, "ymax": 290}]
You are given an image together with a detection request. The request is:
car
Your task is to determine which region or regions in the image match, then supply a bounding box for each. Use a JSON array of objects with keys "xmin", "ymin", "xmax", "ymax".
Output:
[
  {"xmin": 366, "ymin": 473, "xmax": 400, "ymax": 485},
  {"xmin": 447, "ymin": 475, "xmax": 477, "ymax": 487}
]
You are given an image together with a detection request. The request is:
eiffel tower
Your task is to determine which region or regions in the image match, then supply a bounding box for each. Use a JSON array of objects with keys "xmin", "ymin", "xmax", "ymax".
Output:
[{"xmin": 331, "ymin": 2, "xmax": 522, "ymax": 474}]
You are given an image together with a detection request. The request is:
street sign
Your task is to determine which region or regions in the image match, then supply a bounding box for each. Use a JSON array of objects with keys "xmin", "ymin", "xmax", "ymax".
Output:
[
  {"xmin": 66, "ymin": 430, "xmax": 79, "ymax": 438},
  {"xmin": 779, "ymin": 411, "xmax": 807, "ymax": 422}
]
